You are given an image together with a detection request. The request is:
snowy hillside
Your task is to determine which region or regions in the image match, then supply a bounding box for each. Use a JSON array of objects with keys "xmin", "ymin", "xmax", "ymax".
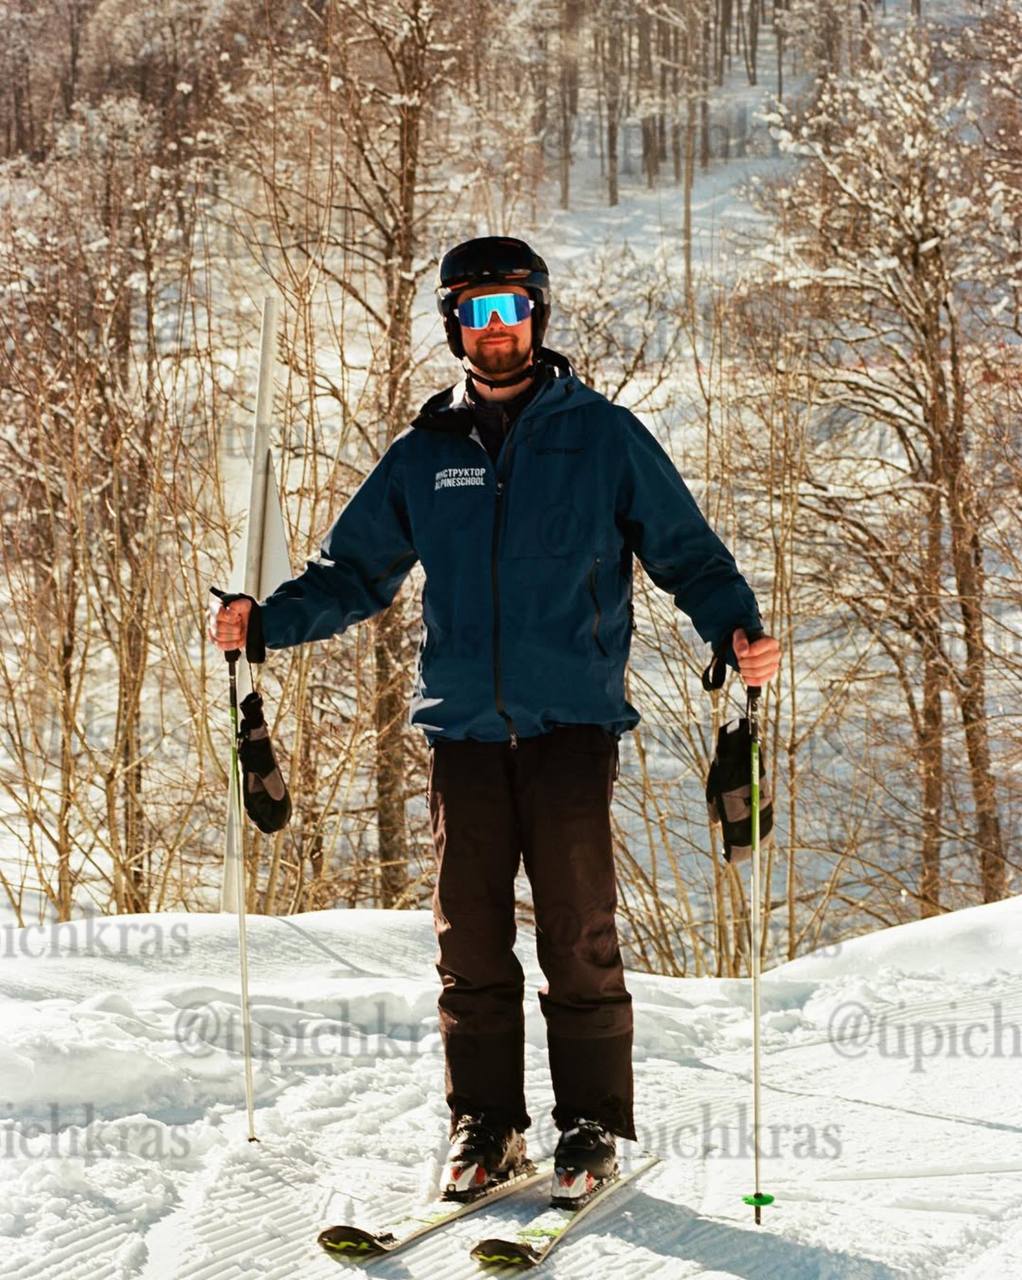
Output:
[{"xmin": 1, "ymin": 897, "xmax": 1021, "ymax": 1278}]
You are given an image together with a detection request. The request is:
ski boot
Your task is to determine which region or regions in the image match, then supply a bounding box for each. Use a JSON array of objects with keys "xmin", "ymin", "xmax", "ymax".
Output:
[
  {"xmin": 551, "ymin": 1117, "xmax": 619, "ymax": 1208},
  {"xmin": 442, "ymin": 1113, "xmax": 530, "ymax": 1202}
]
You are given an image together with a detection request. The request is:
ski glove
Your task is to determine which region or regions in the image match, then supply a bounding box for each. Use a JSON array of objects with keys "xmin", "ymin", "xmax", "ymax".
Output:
[
  {"xmin": 238, "ymin": 690, "xmax": 292, "ymax": 834},
  {"xmin": 705, "ymin": 716, "xmax": 772, "ymax": 865}
]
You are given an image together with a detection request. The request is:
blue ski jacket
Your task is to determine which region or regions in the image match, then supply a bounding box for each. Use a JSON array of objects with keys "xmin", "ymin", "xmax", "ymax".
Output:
[{"xmin": 259, "ymin": 351, "xmax": 763, "ymax": 745}]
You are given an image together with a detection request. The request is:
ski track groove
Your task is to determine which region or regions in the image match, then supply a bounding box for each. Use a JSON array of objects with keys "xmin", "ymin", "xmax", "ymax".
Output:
[
  {"xmin": 721, "ymin": 976, "xmax": 1022, "ymax": 1063},
  {"xmin": 9, "ymin": 1019, "xmax": 1012, "ymax": 1280},
  {"xmin": 8, "ymin": 909, "xmax": 1022, "ymax": 1276},
  {"xmin": 117, "ymin": 1045, "xmax": 1011, "ymax": 1280},
  {"xmin": 11, "ymin": 1214, "xmax": 137, "ymax": 1280}
]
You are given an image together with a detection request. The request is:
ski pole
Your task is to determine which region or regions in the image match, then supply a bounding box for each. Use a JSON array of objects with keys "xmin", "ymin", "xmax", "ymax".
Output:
[
  {"xmin": 742, "ymin": 675, "xmax": 773, "ymax": 1224},
  {"xmin": 221, "ymin": 627, "xmax": 260, "ymax": 1144},
  {"xmin": 699, "ymin": 625, "xmax": 776, "ymax": 1223}
]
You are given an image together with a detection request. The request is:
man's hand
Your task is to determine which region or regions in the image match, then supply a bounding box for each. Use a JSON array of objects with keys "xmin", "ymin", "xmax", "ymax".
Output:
[
  {"xmin": 733, "ymin": 628, "xmax": 781, "ymax": 687},
  {"xmin": 208, "ymin": 596, "xmax": 253, "ymax": 653}
]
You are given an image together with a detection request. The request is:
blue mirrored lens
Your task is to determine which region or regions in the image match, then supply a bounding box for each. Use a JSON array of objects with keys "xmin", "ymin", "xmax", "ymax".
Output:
[{"xmin": 456, "ymin": 293, "xmax": 533, "ymax": 329}]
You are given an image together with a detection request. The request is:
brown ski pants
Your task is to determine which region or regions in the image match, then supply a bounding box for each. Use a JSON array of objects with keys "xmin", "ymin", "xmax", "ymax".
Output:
[{"xmin": 427, "ymin": 723, "xmax": 636, "ymax": 1141}]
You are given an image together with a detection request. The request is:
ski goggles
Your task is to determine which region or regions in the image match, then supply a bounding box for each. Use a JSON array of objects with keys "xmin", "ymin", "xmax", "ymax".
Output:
[{"xmin": 455, "ymin": 292, "xmax": 534, "ymax": 329}]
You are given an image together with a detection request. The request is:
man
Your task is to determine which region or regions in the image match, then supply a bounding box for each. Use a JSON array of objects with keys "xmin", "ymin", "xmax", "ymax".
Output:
[{"xmin": 209, "ymin": 235, "xmax": 781, "ymax": 1205}]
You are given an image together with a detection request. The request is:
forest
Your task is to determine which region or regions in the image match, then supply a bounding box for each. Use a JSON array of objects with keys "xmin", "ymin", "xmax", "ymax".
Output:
[{"xmin": 0, "ymin": 0, "xmax": 1019, "ymax": 977}]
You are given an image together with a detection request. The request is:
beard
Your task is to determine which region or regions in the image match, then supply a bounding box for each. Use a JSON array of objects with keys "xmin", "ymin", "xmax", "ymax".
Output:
[{"xmin": 470, "ymin": 335, "xmax": 531, "ymax": 376}]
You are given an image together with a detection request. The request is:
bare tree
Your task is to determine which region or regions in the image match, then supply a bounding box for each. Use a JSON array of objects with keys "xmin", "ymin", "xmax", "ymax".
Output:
[{"xmin": 750, "ymin": 22, "xmax": 1013, "ymax": 904}]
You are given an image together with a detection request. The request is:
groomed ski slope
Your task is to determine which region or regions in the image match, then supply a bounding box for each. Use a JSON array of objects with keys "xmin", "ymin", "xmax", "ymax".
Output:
[{"xmin": 1, "ymin": 897, "xmax": 1021, "ymax": 1278}]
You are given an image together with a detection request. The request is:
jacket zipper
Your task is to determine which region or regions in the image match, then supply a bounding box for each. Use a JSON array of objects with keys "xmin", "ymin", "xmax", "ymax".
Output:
[
  {"xmin": 471, "ymin": 408, "xmax": 520, "ymax": 749},
  {"xmin": 588, "ymin": 554, "xmax": 609, "ymax": 658}
]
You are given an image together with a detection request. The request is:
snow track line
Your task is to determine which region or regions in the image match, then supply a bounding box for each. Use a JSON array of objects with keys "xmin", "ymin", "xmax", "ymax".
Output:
[
  {"xmin": 10, "ymin": 1213, "xmax": 140, "ymax": 1280},
  {"xmin": 164, "ymin": 1155, "xmax": 328, "ymax": 1280},
  {"xmin": 789, "ymin": 1160, "xmax": 1022, "ymax": 1183},
  {"xmin": 750, "ymin": 1074, "xmax": 1022, "ymax": 1136},
  {"xmin": 130, "ymin": 1136, "xmax": 359, "ymax": 1280},
  {"xmin": 732, "ymin": 977, "xmax": 1022, "ymax": 1061}
]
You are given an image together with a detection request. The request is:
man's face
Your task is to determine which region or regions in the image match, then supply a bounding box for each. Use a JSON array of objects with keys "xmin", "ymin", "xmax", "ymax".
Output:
[{"xmin": 456, "ymin": 282, "xmax": 533, "ymax": 377}]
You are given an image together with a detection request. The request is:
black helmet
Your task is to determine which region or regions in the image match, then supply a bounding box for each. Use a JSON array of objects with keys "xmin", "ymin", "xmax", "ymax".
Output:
[{"xmin": 436, "ymin": 236, "xmax": 550, "ymax": 359}]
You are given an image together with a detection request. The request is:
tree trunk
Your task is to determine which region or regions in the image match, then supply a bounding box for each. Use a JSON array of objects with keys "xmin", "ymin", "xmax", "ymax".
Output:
[
  {"xmin": 657, "ymin": 17, "xmax": 668, "ymax": 165},
  {"xmin": 719, "ymin": 0, "xmax": 733, "ymax": 84},
  {"xmin": 683, "ymin": 10, "xmax": 697, "ymax": 309},
  {"xmin": 918, "ymin": 478, "xmax": 943, "ymax": 917},
  {"xmin": 119, "ymin": 606, "xmax": 148, "ymax": 913},
  {"xmin": 60, "ymin": 0, "xmax": 85, "ymax": 118},
  {"xmin": 942, "ymin": 435, "xmax": 1004, "ymax": 901},
  {"xmin": 932, "ymin": 302, "xmax": 1004, "ymax": 901},
  {"xmin": 374, "ymin": 608, "xmax": 408, "ymax": 906},
  {"xmin": 56, "ymin": 533, "xmax": 79, "ymax": 921},
  {"xmin": 637, "ymin": 9, "xmax": 656, "ymax": 187},
  {"xmin": 746, "ymin": 0, "xmax": 759, "ymax": 84},
  {"xmin": 559, "ymin": 0, "xmax": 581, "ymax": 209},
  {"xmin": 371, "ymin": 33, "xmax": 428, "ymax": 907},
  {"xmin": 605, "ymin": 18, "xmax": 621, "ymax": 205},
  {"xmin": 700, "ymin": 9, "xmax": 711, "ymax": 169}
]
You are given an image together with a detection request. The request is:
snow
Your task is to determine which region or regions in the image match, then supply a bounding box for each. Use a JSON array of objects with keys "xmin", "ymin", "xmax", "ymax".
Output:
[
  {"xmin": 2, "ymin": 1, "xmax": 1016, "ymax": 1275},
  {"xmin": 773, "ymin": 895, "xmax": 1022, "ymax": 980},
  {"xmin": 1, "ymin": 898, "xmax": 1021, "ymax": 1277}
]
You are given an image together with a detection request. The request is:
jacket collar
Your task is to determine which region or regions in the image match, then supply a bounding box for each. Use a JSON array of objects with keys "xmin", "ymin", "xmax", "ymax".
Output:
[{"xmin": 410, "ymin": 348, "xmax": 586, "ymax": 436}]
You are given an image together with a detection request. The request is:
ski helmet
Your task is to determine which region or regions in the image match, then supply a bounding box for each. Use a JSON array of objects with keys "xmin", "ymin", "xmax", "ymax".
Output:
[{"xmin": 436, "ymin": 236, "xmax": 550, "ymax": 360}]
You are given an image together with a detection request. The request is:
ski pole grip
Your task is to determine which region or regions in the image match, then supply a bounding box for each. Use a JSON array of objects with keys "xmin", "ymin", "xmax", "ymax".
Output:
[
  {"xmin": 745, "ymin": 625, "xmax": 765, "ymax": 701},
  {"xmin": 210, "ymin": 586, "xmax": 245, "ymax": 664},
  {"xmin": 701, "ymin": 623, "xmax": 766, "ymax": 692}
]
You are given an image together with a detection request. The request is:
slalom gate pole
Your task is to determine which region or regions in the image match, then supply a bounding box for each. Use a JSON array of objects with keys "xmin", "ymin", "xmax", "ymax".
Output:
[
  {"xmin": 225, "ymin": 647, "xmax": 259, "ymax": 1143},
  {"xmin": 742, "ymin": 679, "xmax": 773, "ymax": 1223}
]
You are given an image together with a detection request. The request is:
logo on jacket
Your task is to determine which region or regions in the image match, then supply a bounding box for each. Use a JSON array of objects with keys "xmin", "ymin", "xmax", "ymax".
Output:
[{"xmin": 435, "ymin": 467, "xmax": 486, "ymax": 490}]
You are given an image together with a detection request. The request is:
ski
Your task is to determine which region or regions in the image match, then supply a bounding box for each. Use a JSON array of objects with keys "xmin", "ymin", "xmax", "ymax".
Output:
[
  {"xmin": 318, "ymin": 1158, "xmax": 552, "ymax": 1262},
  {"xmin": 470, "ymin": 1150, "xmax": 660, "ymax": 1269}
]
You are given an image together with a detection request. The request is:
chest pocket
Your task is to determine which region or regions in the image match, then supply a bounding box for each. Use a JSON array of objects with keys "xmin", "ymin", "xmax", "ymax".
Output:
[{"xmin": 504, "ymin": 439, "xmax": 592, "ymax": 559}]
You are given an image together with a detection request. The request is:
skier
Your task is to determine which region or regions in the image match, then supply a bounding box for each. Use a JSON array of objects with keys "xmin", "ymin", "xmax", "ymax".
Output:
[{"xmin": 209, "ymin": 235, "xmax": 781, "ymax": 1205}]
